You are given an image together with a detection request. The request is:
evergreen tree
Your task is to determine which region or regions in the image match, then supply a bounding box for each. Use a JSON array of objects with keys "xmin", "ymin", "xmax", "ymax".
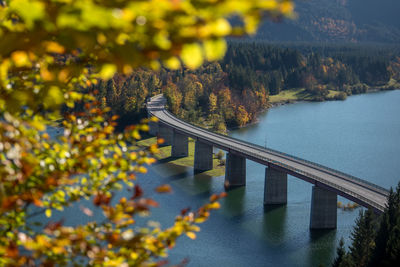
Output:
[
  {"xmin": 332, "ymin": 182, "xmax": 400, "ymax": 267},
  {"xmin": 348, "ymin": 209, "xmax": 376, "ymax": 266},
  {"xmin": 332, "ymin": 238, "xmax": 346, "ymax": 267},
  {"xmin": 370, "ymin": 184, "xmax": 400, "ymax": 266}
]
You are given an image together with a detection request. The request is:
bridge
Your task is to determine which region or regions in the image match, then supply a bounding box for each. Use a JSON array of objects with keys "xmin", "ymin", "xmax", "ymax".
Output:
[{"xmin": 147, "ymin": 94, "xmax": 389, "ymax": 229}]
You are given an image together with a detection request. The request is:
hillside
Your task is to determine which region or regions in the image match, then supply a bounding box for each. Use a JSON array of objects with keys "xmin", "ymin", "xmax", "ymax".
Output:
[{"xmin": 254, "ymin": 0, "xmax": 400, "ymax": 43}]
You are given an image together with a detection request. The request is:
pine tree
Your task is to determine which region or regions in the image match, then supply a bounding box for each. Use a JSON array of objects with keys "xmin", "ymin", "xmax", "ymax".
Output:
[
  {"xmin": 332, "ymin": 238, "xmax": 346, "ymax": 267},
  {"xmin": 369, "ymin": 187, "xmax": 397, "ymax": 266},
  {"xmin": 369, "ymin": 183, "xmax": 400, "ymax": 266},
  {"xmin": 349, "ymin": 209, "xmax": 376, "ymax": 267}
]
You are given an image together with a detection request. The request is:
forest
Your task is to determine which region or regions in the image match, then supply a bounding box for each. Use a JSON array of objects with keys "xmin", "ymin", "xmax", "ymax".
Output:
[
  {"xmin": 95, "ymin": 42, "xmax": 400, "ymax": 132},
  {"xmin": 332, "ymin": 182, "xmax": 400, "ymax": 267}
]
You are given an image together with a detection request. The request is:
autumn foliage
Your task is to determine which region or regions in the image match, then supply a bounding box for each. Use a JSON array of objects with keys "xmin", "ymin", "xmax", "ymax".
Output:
[{"xmin": 0, "ymin": 0, "xmax": 293, "ymax": 266}]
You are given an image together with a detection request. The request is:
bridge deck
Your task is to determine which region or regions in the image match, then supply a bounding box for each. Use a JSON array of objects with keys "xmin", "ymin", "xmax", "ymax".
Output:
[{"xmin": 147, "ymin": 95, "xmax": 389, "ymax": 212}]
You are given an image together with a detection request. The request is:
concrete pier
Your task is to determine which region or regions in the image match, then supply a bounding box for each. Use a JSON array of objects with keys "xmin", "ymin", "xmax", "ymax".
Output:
[
  {"xmin": 310, "ymin": 186, "xmax": 337, "ymax": 229},
  {"xmin": 225, "ymin": 153, "xmax": 246, "ymax": 187},
  {"xmin": 149, "ymin": 120, "xmax": 159, "ymax": 136},
  {"xmin": 264, "ymin": 167, "xmax": 287, "ymax": 205},
  {"xmin": 158, "ymin": 123, "xmax": 173, "ymax": 146},
  {"xmin": 171, "ymin": 131, "xmax": 188, "ymax": 157},
  {"xmin": 194, "ymin": 140, "xmax": 213, "ymax": 172}
]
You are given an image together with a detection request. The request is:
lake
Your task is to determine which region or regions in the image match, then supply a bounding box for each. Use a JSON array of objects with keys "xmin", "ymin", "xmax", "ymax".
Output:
[{"xmin": 53, "ymin": 90, "xmax": 400, "ymax": 266}]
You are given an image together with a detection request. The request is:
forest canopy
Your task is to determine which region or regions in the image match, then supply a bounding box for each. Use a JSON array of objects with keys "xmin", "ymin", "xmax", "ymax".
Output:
[{"xmin": 96, "ymin": 42, "xmax": 399, "ymax": 131}]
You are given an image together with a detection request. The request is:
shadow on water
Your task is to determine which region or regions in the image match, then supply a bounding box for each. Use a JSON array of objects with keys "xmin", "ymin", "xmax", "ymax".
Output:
[
  {"xmin": 309, "ymin": 229, "xmax": 336, "ymax": 242},
  {"xmin": 192, "ymin": 172, "xmax": 213, "ymax": 197},
  {"xmin": 155, "ymin": 156, "xmax": 181, "ymax": 165},
  {"xmin": 262, "ymin": 205, "xmax": 288, "ymax": 245},
  {"xmin": 222, "ymin": 187, "xmax": 246, "ymax": 218},
  {"xmin": 165, "ymin": 170, "xmax": 192, "ymax": 181},
  {"xmin": 307, "ymin": 229, "xmax": 337, "ymax": 267}
]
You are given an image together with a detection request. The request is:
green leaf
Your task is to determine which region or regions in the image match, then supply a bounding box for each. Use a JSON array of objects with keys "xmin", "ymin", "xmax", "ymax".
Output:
[
  {"xmin": 44, "ymin": 86, "xmax": 64, "ymax": 109},
  {"xmin": 9, "ymin": 0, "xmax": 45, "ymax": 29}
]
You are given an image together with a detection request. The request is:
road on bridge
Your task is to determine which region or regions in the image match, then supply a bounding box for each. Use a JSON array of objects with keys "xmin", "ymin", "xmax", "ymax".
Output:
[{"xmin": 147, "ymin": 95, "xmax": 389, "ymax": 213}]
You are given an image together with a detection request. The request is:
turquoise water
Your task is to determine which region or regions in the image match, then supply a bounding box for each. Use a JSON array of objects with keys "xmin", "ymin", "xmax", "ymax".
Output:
[{"xmin": 50, "ymin": 90, "xmax": 400, "ymax": 266}]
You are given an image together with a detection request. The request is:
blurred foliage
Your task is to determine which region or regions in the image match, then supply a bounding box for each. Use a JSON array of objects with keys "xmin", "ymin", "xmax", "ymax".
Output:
[{"xmin": 0, "ymin": 0, "xmax": 293, "ymax": 266}]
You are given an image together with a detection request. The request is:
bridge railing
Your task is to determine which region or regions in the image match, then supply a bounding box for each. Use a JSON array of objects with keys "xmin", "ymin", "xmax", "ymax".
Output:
[
  {"xmin": 230, "ymin": 143, "xmax": 384, "ymax": 211},
  {"xmin": 228, "ymin": 144, "xmax": 385, "ymax": 211},
  {"xmin": 148, "ymin": 96, "xmax": 389, "ymax": 210},
  {"xmin": 263, "ymin": 147, "xmax": 390, "ymax": 196},
  {"xmin": 270, "ymin": 159, "xmax": 386, "ymax": 212},
  {"xmin": 158, "ymin": 107, "xmax": 389, "ymax": 195}
]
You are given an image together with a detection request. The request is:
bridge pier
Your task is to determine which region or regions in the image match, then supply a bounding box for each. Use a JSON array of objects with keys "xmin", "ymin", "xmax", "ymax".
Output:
[
  {"xmin": 171, "ymin": 131, "xmax": 188, "ymax": 157},
  {"xmin": 158, "ymin": 123, "xmax": 173, "ymax": 146},
  {"xmin": 225, "ymin": 153, "xmax": 246, "ymax": 188},
  {"xmin": 149, "ymin": 120, "xmax": 159, "ymax": 136},
  {"xmin": 264, "ymin": 167, "xmax": 287, "ymax": 205},
  {"xmin": 310, "ymin": 186, "xmax": 337, "ymax": 229},
  {"xmin": 194, "ymin": 140, "xmax": 213, "ymax": 172}
]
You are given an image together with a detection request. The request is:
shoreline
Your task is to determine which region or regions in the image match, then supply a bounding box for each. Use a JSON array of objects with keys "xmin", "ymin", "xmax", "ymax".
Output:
[
  {"xmin": 268, "ymin": 86, "xmax": 399, "ymax": 108},
  {"xmin": 230, "ymin": 87, "xmax": 400, "ymax": 131}
]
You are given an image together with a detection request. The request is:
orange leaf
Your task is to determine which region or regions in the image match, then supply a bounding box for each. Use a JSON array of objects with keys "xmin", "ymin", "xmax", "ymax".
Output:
[
  {"xmin": 155, "ymin": 184, "xmax": 172, "ymax": 193},
  {"xmin": 219, "ymin": 192, "xmax": 227, "ymax": 198},
  {"xmin": 5, "ymin": 242, "xmax": 18, "ymax": 258},
  {"xmin": 144, "ymin": 198, "xmax": 159, "ymax": 207},
  {"xmin": 209, "ymin": 194, "xmax": 218, "ymax": 202},
  {"xmin": 33, "ymin": 198, "xmax": 43, "ymax": 207}
]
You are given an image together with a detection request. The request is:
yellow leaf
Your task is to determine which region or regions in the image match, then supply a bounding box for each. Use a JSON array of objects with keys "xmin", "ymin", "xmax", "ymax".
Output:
[
  {"xmin": 194, "ymin": 217, "xmax": 207, "ymax": 223},
  {"xmin": 30, "ymin": 120, "xmax": 45, "ymax": 131},
  {"xmin": 164, "ymin": 57, "xmax": 181, "ymax": 70},
  {"xmin": 0, "ymin": 59, "xmax": 10, "ymax": 82},
  {"xmin": 186, "ymin": 232, "xmax": 196, "ymax": 240},
  {"xmin": 99, "ymin": 64, "xmax": 116, "ymax": 80},
  {"xmin": 45, "ymin": 209, "xmax": 52, "ymax": 218},
  {"xmin": 44, "ymin": 86, "xmax": 64, "ymax": 108},
  {"xmin": 280, "ymin": 2, "xmax": 294, "ymax": 15},
  {"xmin": 11, "ymin": 51, "xmax": 31, "ymax": 67},
  {"xmin": 138, "ymin": 166, "xmax": 147, "ymax": 173},
  {"xmin": 44, "ymin": 41, "xmax": 65, "ymax": 54},
  {"xmin": 208, "ymin": 202, "xmax": 220, "ymax": 209},
  {"xmin": 181, "ymin": 43, "xmax": 203, "ymax": 69},
  {"xmin": 203, "ymin": 39, "xmax": 227, "ymax": 61},
  {"xmin": 259, "ymin": 0, "xmax": 278, "ymax": 9},
  {"xmin": 212, "ymin": 18, "xmax": 232, "ymax": 36}
]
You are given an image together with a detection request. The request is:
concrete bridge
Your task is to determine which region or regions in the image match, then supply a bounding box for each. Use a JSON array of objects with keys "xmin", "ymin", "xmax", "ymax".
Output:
[{"xmin": 147, "ymin": 95, "xmax": 389, "ymax": 229}]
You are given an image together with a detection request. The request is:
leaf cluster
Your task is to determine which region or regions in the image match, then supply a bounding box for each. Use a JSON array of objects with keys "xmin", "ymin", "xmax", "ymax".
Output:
[{"xmin": 0, "ymin": 0, "xmax": 293, "ymax": 265}]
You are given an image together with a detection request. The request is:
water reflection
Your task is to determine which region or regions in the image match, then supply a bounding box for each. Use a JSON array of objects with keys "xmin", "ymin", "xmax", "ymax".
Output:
[
  {"xmin": 192, "ymin": 172, "xmax": 213, "ymax": 197},
  {"xmin": 307, "ymin": 230, "xmax": 337, "ymax": 266},
  {"xmin": 262, "ymin": 205, "xmax": 288, "ymax": 246},
  {"xmin": 221, "ymin": 187, "xmax": 246, "ymax": 218}
]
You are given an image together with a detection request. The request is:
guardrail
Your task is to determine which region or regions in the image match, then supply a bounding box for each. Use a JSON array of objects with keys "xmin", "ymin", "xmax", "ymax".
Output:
[
  {"xmin": 159, "ymin": 108, "xmax": 389, "ymax": 195},
  {"xmin": 148, "ymin": 95, "xmax": 388, "ymax": 212}
]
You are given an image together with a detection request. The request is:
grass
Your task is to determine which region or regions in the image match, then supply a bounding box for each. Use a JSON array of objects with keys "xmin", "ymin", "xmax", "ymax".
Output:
[
  {"xmin": 387, "ymin": 78, "xmax": 399, "ymax": 87},
  {"xmin": 327, "ymin": 90, "xmax": 341, "ymax": 98},
  {"xmin": 269, "ymin": 88, "xmax": 313, "ymax": 103},
  {"xmin": 137, "ymin": 136, "xmax": 226, "ymax": 177},
  {"xmin": 269, "ymin": 80, "xmax": 400, "ymax": 104}
]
